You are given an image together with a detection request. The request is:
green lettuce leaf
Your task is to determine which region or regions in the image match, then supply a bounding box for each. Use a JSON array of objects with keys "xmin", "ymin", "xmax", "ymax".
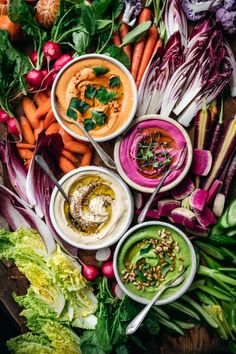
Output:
[{"xmin": 7, "ymin": 332, "xmax": 54, "ymax": 354}]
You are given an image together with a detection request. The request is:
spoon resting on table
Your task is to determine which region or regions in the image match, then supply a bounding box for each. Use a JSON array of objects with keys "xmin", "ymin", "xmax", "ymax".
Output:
[
  {"xmin": 62, "ymin": 115, "xmax": 117, "ymax": 170},
  {"xmin": 126, "ymin": 270, "xmax": 187, "ymax": 335}
]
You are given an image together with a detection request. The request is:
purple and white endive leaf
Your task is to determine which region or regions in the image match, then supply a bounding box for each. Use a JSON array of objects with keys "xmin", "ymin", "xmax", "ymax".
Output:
[
  {"xmin": 225, "ymin": 41, "xmax": 236, "ymax": 97},
  {"xmin": 0, "ymin": 137, "xmax": 29, "ymax": 205},
  {"xmin": 0, "ymin": 184, "xmax": 56, "ymax": 254},
  {"xmin": 165, "ymin": 0, "xmax": 188, "ymax": 48},
  {"xmin": 122, "ymin": 0, "xmax": 142, "ymax": 27},
  {"xmin": 26, "ymin": 132, "xmax": 63, "ymax": 218}
]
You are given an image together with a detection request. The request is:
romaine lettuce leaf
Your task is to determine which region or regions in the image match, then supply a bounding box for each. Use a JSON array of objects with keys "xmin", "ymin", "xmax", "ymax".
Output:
[{"xmin": 7, "ymin": 332, "xmax": 54, "ymax": 354}]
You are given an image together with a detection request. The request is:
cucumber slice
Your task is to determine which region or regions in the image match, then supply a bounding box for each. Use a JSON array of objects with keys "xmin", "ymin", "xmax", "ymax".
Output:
[
  {"xmin": 226, "ymin": 228, "xmax": 236, "ymax": 237},
  {"xmin": 209, "ymin": 233, "xmax": 236, "ymax": 245},
  {"xmin": 227, "ymin": 199, "xmax": 236, "ymax": 228},
  {"xmin": 219, "ymin": 207, "xmax": 230, "ymax": 229}
]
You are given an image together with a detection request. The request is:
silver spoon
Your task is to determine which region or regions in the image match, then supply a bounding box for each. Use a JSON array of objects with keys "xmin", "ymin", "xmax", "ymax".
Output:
[
  {"xmin": 126, "ymin": 270, "xmax": 187, "ymax": 335},
  {"xmin": 63, "ymin": 115, "xmax": 117, "ymax": 170},
  {"xmin": 138, "ymin": 144, "xmax": 188, "ymax": 224},
  {"xmin": 35, "ymin": 155, "xmax": 70, "ymax": 204}
]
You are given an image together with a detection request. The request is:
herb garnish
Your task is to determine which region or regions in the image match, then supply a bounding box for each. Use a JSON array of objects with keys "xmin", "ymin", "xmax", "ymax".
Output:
[
  {"xmin": 67, "ymin": 97, "xmax": 90, "ymax": 120},
  {"xmin": 92, "ymin": 65, "xmax": 109, "ymax": 76},
  {"xmin": 109, "ymin": 76, "xmax": 121, "ymax": 88},
  {"xmin": 84, "ymin": 110, "xmax": 107, "ymax": 131},
  {"xmin": 96, "ymin": 86, "xmax": 117, "ymax": 104},
  {"xmin": 85, "ymin": 84, "xmax": 97, "ymax": 99}
]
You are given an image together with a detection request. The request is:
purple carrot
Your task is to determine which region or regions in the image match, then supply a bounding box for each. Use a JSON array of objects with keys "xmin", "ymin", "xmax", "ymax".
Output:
[
  {"xmin": 194, "ymin": 99, "xmax": 211, "ymax": 150},
  {"xmin": 209, "ymin": 95, "xmax": 224, "ymax": 158},
  {"xmin": 222, "ymin": 151, "xmax": 236, "ymax": 198}
]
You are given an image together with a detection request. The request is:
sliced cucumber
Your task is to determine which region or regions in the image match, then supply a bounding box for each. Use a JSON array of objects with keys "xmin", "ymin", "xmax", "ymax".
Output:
[
  {"xmin": 227, "ymin": 199, "xmax": 236, "ymax": 228},
  {"xmin": 219, "ymin": 207, "xmax": 230, "ymax": 229},
  {"xmin": 208, "ymin": 233, "xmax": 236, "ymax": 245}
]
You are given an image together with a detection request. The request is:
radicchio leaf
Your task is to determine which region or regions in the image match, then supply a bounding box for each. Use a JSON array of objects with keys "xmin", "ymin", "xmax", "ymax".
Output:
[{"xmin": 165, "ymin": 0, "xmax": 188, "ymax": 48}]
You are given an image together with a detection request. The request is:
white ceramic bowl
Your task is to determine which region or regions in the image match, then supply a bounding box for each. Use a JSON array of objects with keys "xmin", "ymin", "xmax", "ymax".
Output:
[
  {"xmin": 49, "ymin": 166, "xmax": 134, "ymax": 250},
  {"xmin": 51, "ymin": 54, "xmax": 138, "ymax": 142},
  {"xmin": 114, "ymin": 115, "xmax": 193, "ymax": 193},
  {"xmin": 113, "ymin": 221, "xmax": 196, "ymax": 306}
]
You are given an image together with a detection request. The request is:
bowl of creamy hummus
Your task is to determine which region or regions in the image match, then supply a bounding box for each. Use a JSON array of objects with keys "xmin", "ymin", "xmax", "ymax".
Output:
[
  {"xmin": 50, "ymin": 166, "xmax": 134, "ymax": 250},
  {"xmin": 114, "ymin": 115, "xmax": 192, "ymax": 193},
  {"xmin": 113, "ymin": 221, "xmax": 196, "ymax": 305},
  {"xmin": 51, "ymin": 54, "xmax": 138, "ymax": 142}
]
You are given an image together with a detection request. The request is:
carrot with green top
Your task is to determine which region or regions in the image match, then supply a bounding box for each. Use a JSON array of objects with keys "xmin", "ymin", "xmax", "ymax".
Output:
[
  {"xmin": 136, "ymin": 25, "xmax": 159, "ymax": 88},
  {"xmin": 119, "ymin": 22, "xmax": 132, "ymax": 61},
  {"xmin": 131, "ymin": 8, "xmax": 152, "ymax": 81},
  {"xmin": 113, "ymin": 30, "xmax": 121, "ymax": 46}
]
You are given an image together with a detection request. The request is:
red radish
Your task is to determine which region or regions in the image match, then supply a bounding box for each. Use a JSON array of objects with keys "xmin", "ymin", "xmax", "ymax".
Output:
[
  {"xmin": 135, "ymin": 208, "xmax": 160, "ymax": 219},
  {"xmin": 52, "ymin": 72, "xmax": 58, "ymax": 82},
  {"xmin": 30, "ymin": 51, "xmax": 46, "ymax": 67},
  {"xmin": 102, "ymin": 261, "xmax": 115, "ymax": 279},
  {"xmin": 157, "ymin": 199, "xmax": 181, "ymax": 217},
  {"xmin": 196, "ymin": 207, "xmax": 216, "ymax": 227},
  {"xmin": 0, "ymin": 110, "xmax": 10, "ymax": 123},
  {"xmin": 171, "ymin": 176, "xmax": 195, "ymax": 200},
  {"xmin": 133, "ymin": 192, "xmax": 144, "ymax": 209},
  {"xmin": 189, "ymin": 189, "xmax": 208, "ymax": 213},
  {"xmin": 82, "ymin": 264, "xmax": 99, "ymax": 281},
  {"xmin": 191, "ymin": 149, "xmax": 212, "ymax": 176},
  {"xmin": 186, "ymin": 225, "xmax": 209, "ymax": 237},
  {"xmin": 171, "ymin": 207, "xmax": 196, "ymax": 229},
  {"xmin": 43, "ymin": 41, "xmax": 61, "ymax": 62},
  {"xmin": 113, "ymin": 283, "xmax": 124, "ymax": 300},
  {"xmin": 206, "ymin": 179, "xmax": 223, "ymax": 204},
  {"xmin": 213, "ymin": 193, "xmax": 225, "ymax": 217},
  {"xmin": 26, "ymin": 69, "xmax": 44, "ymax": 88},
  {"xmin": 41, "ymin": 69, "xmax": 53, "ymax": 89},
  {"xmin": 53, "ymin": 54, "xmax": 73, "ymax": 72},
  {"xmin": 7, "ymin": 118, "xmax": 21, "ymax": 136},
  {"xmin": 95, "ymin": 247, "xmax": 112, "ymax": 262}
]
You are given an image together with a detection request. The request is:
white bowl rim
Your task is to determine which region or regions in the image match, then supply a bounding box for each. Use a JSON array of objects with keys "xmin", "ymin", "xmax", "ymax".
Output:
[
  {"xmin": 113, "ymin": 220, "xmax": 197, "ymax": 305},
  {"xmin": 51, "ymin": 53, "xmax": 138, "ymax": 142},
  {"xmin": 114, "ymin": 114, "xmax": 193, "ymax": 193},
  {"xmin": 49, "ymin": 165, "xmax": 134, "ymax": 250}
]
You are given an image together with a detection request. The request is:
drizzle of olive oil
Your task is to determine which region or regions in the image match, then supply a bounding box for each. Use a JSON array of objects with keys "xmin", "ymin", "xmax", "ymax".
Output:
[{"xmin": 64, "ymin": 175, "xmax": 115, "ymax": 236}]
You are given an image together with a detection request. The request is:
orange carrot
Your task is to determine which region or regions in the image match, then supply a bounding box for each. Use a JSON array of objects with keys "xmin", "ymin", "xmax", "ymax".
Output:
[
  {"xmin": 119, "ymin": 22, "xmax": 132, "ymax": 61},
  {"xmin": 131, "ymin": 8, "xmax": 152, "ymax": 81},
  {"xmin": 61, "ymin": 148, "xmax": 78, "ymax": 163},
  {"xmin": 45, "ymin": 122, "xmax": 60, "ymax": 135},
  {"xmin": 43, "ymin": 109, "xmax": 56, "ymax": 129},
  {"xmin": 18, "ymin": 148, "xmax": 33, "ymax": 160},
  {"xmin": 154, "ymin": 37, "xmax": 163, "ymax": 52},
  {"xmin": 34, "ymin": 91, "xmax": 48, "ymax": 106},
  {"xmin": 80, "ymin": 146, "xmax": 93, "ymax": 166},
  {"xmin": 24, "ymin": 158, "xmax": 32, "ymax": 170},
  {"xmin": 64, "ymin": 140, "xmax": 89, "ymax": 154},
  {"xmin": 58, "ymin": 156, "xmax": 75, "ymax": 174},
  {"xmin": 34, "ymin": 120, "xmax": 44, "ymax": 140},
  {"xmin": 20, "ymin": 116, "xmax": 36, "ymax": 145},
  {"xmin": 0, "ymin": 15, "xmax": 22, "ymax": 41},
  {"xmin": 16, "ymin": 143, "xmax": 36, "ymax": 149},
  {"xmin": 33, "ymin": 98, "xmax": 51, "ymax": 121},
  {"xmin": 136, "ymin": 26, "xmax": 158, "ymax": 88},
  {"xmin": 22, "ymin": 97, "xmax": 40, "ymax": 129},
  {"xmin": 58, "ymin": 127, "xmax": 73, "ymax": 143},
  {"xmin": 112, "ymin": 30, "xmax": 121, "ymax": 46}
]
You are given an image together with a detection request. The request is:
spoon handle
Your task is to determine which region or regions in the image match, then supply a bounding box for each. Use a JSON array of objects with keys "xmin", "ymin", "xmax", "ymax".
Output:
[
  {"xmin": 137, "ymin": 170, "xmax": 170, "ymax": 224},
  {"xmin": 126, "ymin": 286, "xmax": 167, "ymax": 335},
  {"xmin": 74, "ymin": 121, "xmax": 117, "ymax": 170},
  {"xmin": 35, "ymin": 155, "xmax": 70, "ymax": 203}
]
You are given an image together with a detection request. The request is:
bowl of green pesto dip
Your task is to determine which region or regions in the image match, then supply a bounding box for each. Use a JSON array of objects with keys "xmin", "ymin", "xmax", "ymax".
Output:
[{"xmin": 113, "ymin": 221, "xmax": 196, "ymax": 305}]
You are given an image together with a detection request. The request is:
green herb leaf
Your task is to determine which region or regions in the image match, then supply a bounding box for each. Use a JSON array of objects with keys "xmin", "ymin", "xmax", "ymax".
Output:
[
  {"xmin": 112, "ymin": 0, "xmax": 124, "ymax": 20},
  {"xmin": 161, "ymin": 264, "xmax": 171, "ymax": 276},
  {"xmin": 96, "ymin": 19, "xmax": 113, "ymax": 33},
  {"xmin": 103, "ymin": 45, "xmax": 130, "ymax": 69},
  {"xmin": 68, "ymin": 97, "xmax": 90, "ymax": 116},
  {"xmin": 85, "ymin": 85, "xmax": 97, "ymax": 99},
  {"xmin": 163, "ymin": 252, "xmax": 171, "ymax": 264},
  {"xmin": 96, "ymin": 86, "xmax": 117, "ymax": 104},
  {"xmin": 109, "ymin": 76, "xmax": 121, "ymax": 88},
  {"xmin": 91, "ymin": 110, "xmax": 107, "ymax": 126},
  {"xmin": 81, "ymin": 4, "xmax": 96, "ymax": 35},
  {"xmin": 92, "ymin": 65, "xmax": 109, "ymax": 76},
  {"xmin": 84, "ymin": 118, "xmax": 96, "ymax": 131},
  {"xmin": 121, "ymin": 20, "xmax": 152, "ymax": 47},
  {"xmin": 72, "ymin": 28, "xmax": 90, "ymax": 55},
  {"xmin": 91, "ymin": 0, "xmax": 112, "ymax": 19},
  {"xmin": 67, "ymin": 107, "xmax": 78, "ymax": 120},
  {"xmin": 136, "ymin": 270, "xmax": 148, "ymax": 282},
  {"xmin": 140, "ymin": 243, "xmax": 153, "ymax": 256}
]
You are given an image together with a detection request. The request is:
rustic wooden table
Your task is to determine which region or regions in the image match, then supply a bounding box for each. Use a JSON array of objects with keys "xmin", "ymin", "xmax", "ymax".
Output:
[{"xmin": 0, "ymin": 38, "xmax": 235, "ymax": 354}]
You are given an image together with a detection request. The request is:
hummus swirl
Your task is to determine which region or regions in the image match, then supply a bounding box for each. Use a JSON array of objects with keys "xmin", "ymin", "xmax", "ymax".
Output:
[{"xmin": 53, "ymin": 171, "xmax": 132, "ymax": 247}]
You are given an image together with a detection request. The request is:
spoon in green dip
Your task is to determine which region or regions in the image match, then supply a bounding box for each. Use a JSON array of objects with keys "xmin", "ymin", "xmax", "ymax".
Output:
[{"xmin": 125, "ymin": 270, "xmax": 187, "ymax": 335}]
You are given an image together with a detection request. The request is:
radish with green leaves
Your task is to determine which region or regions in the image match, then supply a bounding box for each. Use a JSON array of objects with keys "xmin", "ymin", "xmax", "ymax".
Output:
[
  {"xmin": 0, "ymin": 110, "xmax": 10, "ymax": 124},
  {"xmin": 43, "ymin": 41, "xmax": 62, "ymax": 64},
  {"xmin": 26, "ymin": 69, "xmax": 44, "ymax": 88}
]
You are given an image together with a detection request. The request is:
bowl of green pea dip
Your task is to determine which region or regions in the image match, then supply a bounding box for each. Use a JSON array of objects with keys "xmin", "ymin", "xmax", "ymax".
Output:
[{"xmin": 113, "ymin": 221, "xmax": 196, "ymax": 305}]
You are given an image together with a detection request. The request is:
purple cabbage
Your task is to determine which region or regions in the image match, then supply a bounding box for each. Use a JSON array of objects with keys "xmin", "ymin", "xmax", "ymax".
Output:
[{"xmin": 122, "ymin": 0, "xmax": 143, "ymax": 27}]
